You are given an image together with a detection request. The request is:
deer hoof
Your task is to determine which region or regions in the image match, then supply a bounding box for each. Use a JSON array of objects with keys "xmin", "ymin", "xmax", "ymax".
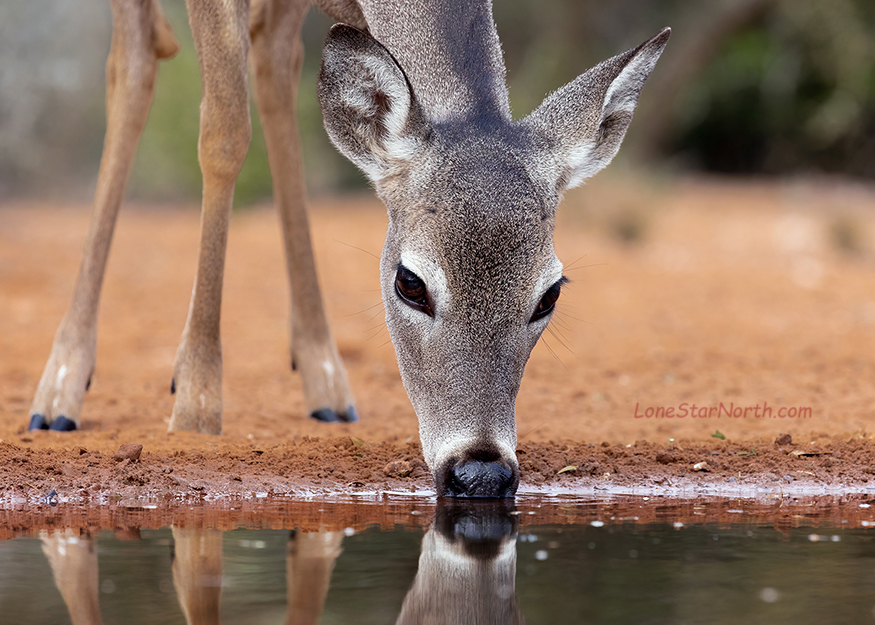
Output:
[
  {"xmin": 48, "ymin": 416, "xmax": 77, "ymax": 432},
  {"xmin": 309, "ymin": 406, "xmax": 358, "ymax": 424},
  {"xmin": 28, "ymin": 414, "xmax": 48, "ymax": 431},
  {"xmin": 309, "ymin": 408, "xmax": 340, "ymax": 423},
  {"xmin": 341, "ymin": 406, "xmax": 359, "ymax": 423}
]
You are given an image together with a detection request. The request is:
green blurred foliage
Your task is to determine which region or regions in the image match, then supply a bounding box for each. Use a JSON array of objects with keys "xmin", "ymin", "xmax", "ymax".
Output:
[
  {"xmin": 673, "ymin": 0, "xmax": 875, "ymax": 177},
  {"xmin": 128, "ymin": 2, "xmax": 202, "ymax": 201},
  {"xmin": 4, "ymin": 0, "xmax": 875, "ymax": 202},
  {"xmin": 128, "ymin": 2, "xmax": 363, "ymax": 205}
]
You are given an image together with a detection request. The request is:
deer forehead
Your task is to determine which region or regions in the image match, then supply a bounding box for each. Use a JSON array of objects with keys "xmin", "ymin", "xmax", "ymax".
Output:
[
  {"xmin": 384, "ymin": 129, "xmax": 555, "ymax": 213},
  {"xmin": 383, "ymin": 135, "xmax": 562, "ymax": 310}
]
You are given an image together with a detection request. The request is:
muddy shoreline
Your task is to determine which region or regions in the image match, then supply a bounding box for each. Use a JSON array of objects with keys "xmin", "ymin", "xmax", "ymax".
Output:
[{"xmin": 2, "ymin": 435, "xmax": 874, "ymax": 512}]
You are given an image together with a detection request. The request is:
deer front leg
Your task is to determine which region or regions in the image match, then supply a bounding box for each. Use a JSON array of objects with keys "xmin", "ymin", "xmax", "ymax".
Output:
[
  {"xmin": 168, "ymin": 0, "xmax": 252, "ymax": 435},
  {"xmin": 285, "ymin": 529, "xmax": 343, "ymax": 625},
  {"xmin": 29, "ymin": 0, "xmax": 178, "ymax": 431},
  {"xmin": 171, "ymin": 528, "xmax": 223, "ymax": 625},
  {"xmin": 41, "ymin": 530, "xmax": 104, "ymax": 625},
  {"xmin": 250, "ymin": 0, "xmax": 357, "ymax": 423}
]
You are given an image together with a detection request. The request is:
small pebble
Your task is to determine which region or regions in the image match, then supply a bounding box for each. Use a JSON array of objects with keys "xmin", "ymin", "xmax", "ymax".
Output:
[
  {"xmin": 383, "ymin": 459, "xmax": 412, "ymax": 478},
  {"xmin": 113, "ymin": 444, "xmax": 143, "ymax": 463}
]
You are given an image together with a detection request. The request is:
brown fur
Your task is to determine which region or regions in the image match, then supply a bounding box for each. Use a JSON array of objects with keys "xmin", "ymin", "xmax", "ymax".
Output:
[{"xmin": 29, "ymin": 0, "xmax": 359, "ymax": 434}]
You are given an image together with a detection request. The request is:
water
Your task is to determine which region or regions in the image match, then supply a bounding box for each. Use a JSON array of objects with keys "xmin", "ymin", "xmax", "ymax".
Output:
[{"xmin": 2, "ymin": 496, "xmax": 875, "ymax": 624}]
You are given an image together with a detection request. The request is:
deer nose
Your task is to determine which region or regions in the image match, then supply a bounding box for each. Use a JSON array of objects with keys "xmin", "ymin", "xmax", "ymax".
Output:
[{"xmin": 444, "ymin": 459, "xmax": 517, "ymax": 498}]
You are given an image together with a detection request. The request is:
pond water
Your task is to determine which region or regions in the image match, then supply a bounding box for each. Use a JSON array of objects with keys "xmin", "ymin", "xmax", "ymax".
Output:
[{"xmin": 2, "ymin": 496, "xmax": 875, "ymax": 624}]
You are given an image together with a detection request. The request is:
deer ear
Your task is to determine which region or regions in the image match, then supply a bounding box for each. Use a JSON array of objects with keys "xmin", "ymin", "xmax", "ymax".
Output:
[
  {"xmin": 524, "ymin": 28, "xmax": 670, "ymax": 194},
  {"xmin": 319, "ymin": 24, "xmax": 432, "ymax": 184}
]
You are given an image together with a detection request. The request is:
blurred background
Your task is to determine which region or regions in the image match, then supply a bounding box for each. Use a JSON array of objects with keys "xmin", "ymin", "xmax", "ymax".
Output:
[{"xmin": 1, "ymin": 0, "xmax": 875, "ymax": 204}]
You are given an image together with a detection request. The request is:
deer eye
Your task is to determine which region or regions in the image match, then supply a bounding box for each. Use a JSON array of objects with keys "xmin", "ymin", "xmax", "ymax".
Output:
[
  {"xmin": 395, "ymin": 265, "xmax": 434, "ymax": 317},
  {"xmin": 530, "ymin": 278, "xmax": 566, "ymax": 323}
]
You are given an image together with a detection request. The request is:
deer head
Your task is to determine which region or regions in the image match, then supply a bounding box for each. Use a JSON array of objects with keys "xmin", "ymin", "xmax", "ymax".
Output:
[{"xmin": 319, "ymin": 13, "xmax": 669, "ymax": 497}]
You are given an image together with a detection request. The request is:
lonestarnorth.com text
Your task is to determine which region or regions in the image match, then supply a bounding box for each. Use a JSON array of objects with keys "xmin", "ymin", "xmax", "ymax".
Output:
[{"xmin": 633, "ymin": 402, "xmax": 812, "ymax": 419}]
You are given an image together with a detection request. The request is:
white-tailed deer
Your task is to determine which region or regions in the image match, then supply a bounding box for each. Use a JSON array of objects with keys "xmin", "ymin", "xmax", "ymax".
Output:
[
  {"xmin": 28, "ymin": 0, "xmax": 668, "ymax": 498},
  {"xmin": 39, "ymin": 502, "xmax": 519, "ymax": 625},
  {"xmin": 40, "ymin": 527, "xmax": 345, "ymax": 625},
  {"xmin": 397, "ymin": 500, "xmax": 523, "ymax": 624}
]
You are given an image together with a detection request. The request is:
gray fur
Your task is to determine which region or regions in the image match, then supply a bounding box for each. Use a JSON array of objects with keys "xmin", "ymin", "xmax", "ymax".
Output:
[
  {"xmin": 355, "ymin": 0, "xmax": 510, "ymax": 124},
  {"xmin": 319, "ymin": 1, "xmax": 669, "ymax": 496}
]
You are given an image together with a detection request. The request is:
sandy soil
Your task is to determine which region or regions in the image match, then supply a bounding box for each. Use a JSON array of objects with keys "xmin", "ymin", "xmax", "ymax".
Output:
[{"xmin": 1, "ymin": 176, "xmax": 874, "ymax": 505}]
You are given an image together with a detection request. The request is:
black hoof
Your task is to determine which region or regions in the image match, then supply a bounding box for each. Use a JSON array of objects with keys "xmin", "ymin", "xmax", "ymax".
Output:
[
  {"xmin": 309, "ymin": 406, "xmax": 359, "ymax": 423},
  {"xmin": 170, "ymin": 378, "xmax": 176, "ymax": 395},
  {"xmin": 48, "ymin": 416, "xmax": 77, "ymax": 432},
  {"xmin": 309, "ymin": 408, "xmax": 340, "ymax": 423},
  {"xmin": 28, "ymin": 414, "xmax": 48, "ymax": 431},
  {"xmin": 340, "ymin": 405, "xmax": 358, "ymax": 423}
]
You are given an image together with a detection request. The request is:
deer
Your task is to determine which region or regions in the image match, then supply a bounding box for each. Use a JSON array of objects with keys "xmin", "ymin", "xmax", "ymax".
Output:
[
  {"xmin": 39, "ymin": 501, "xmax": 520, "ymax": 625},
  {"xmin": 396, "ymin": 500, "xmax": 523, "ymax": 624},
  {"xmin": 40, "ymin": 526, "xmax": 344, "ymax": 625},
  {"xmin": 27, "ymin": 0, "xmax": 669, "ymax": 499}
]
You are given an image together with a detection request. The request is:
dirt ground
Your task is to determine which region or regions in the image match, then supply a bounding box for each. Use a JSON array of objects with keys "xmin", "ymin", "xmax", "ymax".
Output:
[{"xmin": 1, "ymin": 176, "xmax": 874, "ymax": 504}]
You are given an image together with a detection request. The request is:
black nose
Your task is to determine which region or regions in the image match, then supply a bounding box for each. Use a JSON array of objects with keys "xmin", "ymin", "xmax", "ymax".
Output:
[{"xmin": 444, "ymin": 460, "xmax": 517, "ymax": 498}]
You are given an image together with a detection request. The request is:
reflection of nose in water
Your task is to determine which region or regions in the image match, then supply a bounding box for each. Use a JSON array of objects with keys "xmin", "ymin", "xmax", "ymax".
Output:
[{"xmin": 397, "ymin": 499, "xmax": 525, "ymax": 625}]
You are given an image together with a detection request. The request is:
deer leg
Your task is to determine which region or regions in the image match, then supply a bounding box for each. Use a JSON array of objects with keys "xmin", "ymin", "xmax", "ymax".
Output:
[
  {"xmin": 168, "ymin": 0, "xmax": 252, "ymax": 434},
  {"xmin": 250, "ymin": 0, "xmax": 357, "ymax": 423},
  {"xmin": 171, "ymin": 528, "xmax": 223, "ymax": 625},
  {"xmin": 284, "ymin": 529, "xmax": 343, "ymax": 625},
  {"xmin": 41, "ymin": 530, "xmax": 104, "ymax": 625},
  {"xmin": 28, "ymin": 0, "xmax": 178, "ymax": 431}
]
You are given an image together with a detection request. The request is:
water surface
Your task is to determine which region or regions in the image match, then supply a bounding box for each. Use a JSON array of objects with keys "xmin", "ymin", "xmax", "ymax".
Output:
[{"xmin": 2, "ymin": 496, "xmax": 874, "ymax": 624}]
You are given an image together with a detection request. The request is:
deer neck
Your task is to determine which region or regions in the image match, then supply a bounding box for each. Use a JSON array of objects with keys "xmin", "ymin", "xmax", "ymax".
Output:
[{"xmin": 358, "ymin": 0, "xmax": 511, "ymax": 126}]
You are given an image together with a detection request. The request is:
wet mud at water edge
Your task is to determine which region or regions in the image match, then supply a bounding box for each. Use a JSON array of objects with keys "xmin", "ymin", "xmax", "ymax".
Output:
[
  {"xmin": 1, "ymin": 177, "xmax": 875, "ymax": 498},
  {"xmin": 4, "ymin": 496, "xmax": 875, "ymax": 624}
]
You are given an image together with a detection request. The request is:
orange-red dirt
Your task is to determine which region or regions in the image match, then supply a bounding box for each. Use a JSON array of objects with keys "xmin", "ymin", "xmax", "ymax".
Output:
[{"xmin": 1, "ymin": 177, "xmax": 875, "ymax": 508}]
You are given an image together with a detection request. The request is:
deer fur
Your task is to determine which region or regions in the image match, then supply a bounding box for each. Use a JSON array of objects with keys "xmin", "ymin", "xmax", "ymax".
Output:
[
  {"xmin": 28, "ymin": 0, "xmax": 668, "ymax": 498},
  {"xmin": 40, "ymin": 502, "xmax": 521, "ymax": 624},
  {"xmin": 319, "ymin": 2, "xmax": 669, "ymax": 496}
]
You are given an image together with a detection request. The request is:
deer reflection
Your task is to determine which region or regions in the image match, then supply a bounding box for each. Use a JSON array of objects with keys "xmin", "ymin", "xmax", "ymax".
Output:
[
  {"xmin": 40, "ymin": 530, "xmax": 103, "ymax": 625},
  {"xmin": 170, "ymin": 526, "xmax": 343, "ymax": 625},
  {"xmin": 40, "ymin": 526, "xmax": 343, "ymax": 625},
  {"xmin": 397, "ymin": 499, "xmax": 524, "ymax": 625},
  {"xmin": 171, "ymin": 528, "xmax": 223, "ymax": 625},
  {"xmin": 40, "ymin": 500, "xmax": 522, "ymax": 624},
  {"xmin": 284, "ymin": 529, "xmax": 344, "ymax": 625}
]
